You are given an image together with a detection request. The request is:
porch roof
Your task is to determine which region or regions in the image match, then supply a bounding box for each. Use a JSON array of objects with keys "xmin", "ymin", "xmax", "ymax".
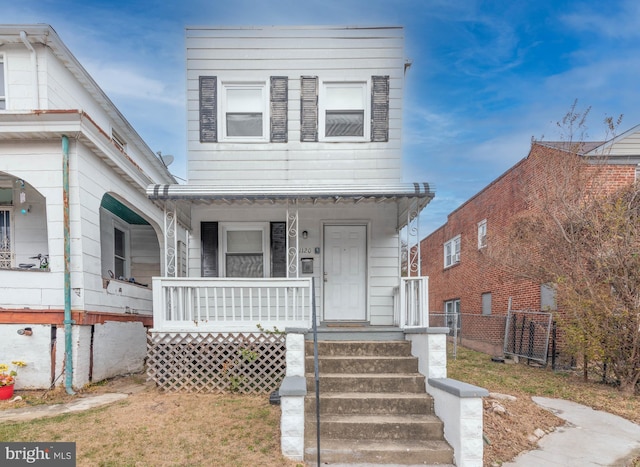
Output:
[{"xmin": 146, "ymin": 182, "xmax": 435, "ymax": 228}]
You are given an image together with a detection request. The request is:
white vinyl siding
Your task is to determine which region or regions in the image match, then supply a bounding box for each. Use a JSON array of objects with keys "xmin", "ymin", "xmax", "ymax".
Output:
[
  {"xmin": 444, "ymin": 235, "xmax": 460, "ymax": 268},
  {"xmin": 186, "ymin": 26, "xmax": 404, "ymax": 186}
]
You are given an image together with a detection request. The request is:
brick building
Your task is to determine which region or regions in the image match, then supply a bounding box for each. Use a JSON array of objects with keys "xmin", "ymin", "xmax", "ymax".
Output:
[{"xmin": 420, "ymin": 127, "xmax": 640, "ymax": 354}]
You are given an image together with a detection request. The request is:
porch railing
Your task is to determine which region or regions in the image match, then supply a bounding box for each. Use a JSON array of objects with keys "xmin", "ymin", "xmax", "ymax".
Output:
[
  {"xmin": 394, "ymin": 276, "xmax": 429, "ymax": 329},
  {"xmin": 151, "ymin": 277, "xmax": 313, "ymax": 332}
]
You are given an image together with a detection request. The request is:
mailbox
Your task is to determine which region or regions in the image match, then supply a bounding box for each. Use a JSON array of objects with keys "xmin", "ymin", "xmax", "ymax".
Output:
[{"xmin": 301, "ymin": 258, "xmax": 314, "ymax": 274}]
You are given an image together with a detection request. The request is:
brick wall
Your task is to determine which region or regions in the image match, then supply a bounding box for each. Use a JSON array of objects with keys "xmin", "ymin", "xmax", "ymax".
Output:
[{"xmin": 421, "ymin": 142, "xmax": 637, "ymax": 351}]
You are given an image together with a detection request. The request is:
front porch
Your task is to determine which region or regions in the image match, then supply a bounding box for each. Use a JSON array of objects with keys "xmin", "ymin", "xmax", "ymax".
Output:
[{"xmin": 149, "ymin": 275, "xmax": 429, "ymax": 333}]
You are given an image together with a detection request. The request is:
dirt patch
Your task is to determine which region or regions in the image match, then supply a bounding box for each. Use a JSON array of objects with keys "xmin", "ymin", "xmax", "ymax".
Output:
[{"xmin": 482, "ymin": 392, "xmax": 563, "ymax": 466}]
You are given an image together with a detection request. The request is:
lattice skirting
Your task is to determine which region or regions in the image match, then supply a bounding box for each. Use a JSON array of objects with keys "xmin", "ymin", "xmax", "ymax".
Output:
[{"xmin": 146, "ymin": 332, "xmax": 286, "ymax": 394}]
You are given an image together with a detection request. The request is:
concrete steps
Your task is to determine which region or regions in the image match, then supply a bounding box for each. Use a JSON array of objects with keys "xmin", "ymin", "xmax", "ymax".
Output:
[{"xmin": 304, "ymin": 340, "xmax": 453, "ymax": 465}]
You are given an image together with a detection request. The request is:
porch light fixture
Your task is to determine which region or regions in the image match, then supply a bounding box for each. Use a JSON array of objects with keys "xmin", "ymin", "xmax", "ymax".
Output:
[
  {"xmin": 302, "ymin": 230, "xmax": 308, "ymax": 239},
  {"xmin": 20, "ymin": 205, "xmax": 31, "ymax": 215}
]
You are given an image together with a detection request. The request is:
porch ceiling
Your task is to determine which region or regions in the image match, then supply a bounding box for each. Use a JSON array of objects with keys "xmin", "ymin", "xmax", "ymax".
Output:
[{"xmin": 146, "ymin": 182, "xmax": 435, "ymax": 229}]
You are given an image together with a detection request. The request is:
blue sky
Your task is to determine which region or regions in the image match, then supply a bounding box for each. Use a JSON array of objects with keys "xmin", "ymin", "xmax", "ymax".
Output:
[{"xmin": 5, "ymin": 0, "xmax": 640, "ymax": 235}]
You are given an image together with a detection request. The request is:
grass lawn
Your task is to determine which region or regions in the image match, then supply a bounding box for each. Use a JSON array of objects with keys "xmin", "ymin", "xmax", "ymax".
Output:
[
  {"xmin": 0, "ymin": 387, "xmax": 301, "ymax": 467},
  {"xmin": 1, "ymin": 346, "xmax": 638, "ymax": 466}
]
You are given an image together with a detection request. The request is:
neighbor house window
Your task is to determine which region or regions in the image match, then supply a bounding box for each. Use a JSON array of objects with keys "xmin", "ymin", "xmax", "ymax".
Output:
[
  {"xmin": 541, "ymin": 284, "xmax": 557, "ymax": 311},
  {"xmin": 482, "ymin": 292, "xmax": 492, "ymax": 315},
  {"xmin": 221, "ymin": 223, "xmax": 270, "ymax": 277},
  {"xmin": 0, "ymin": 207, "xmax": 12, "ymax": 269},
  {"xmin": 445, "ymin": 299, "xmax": 461, "ymax": 331},
  {"xmin": 444, "ymin": 235, "xmax": 461, "ymax": 268},
  {"xmin": 113, "ymin": 226, "xmax": 128, "ymax": 279},
  {"xmin": 112, "ymin": 130, "xmax": 126, "ymax": 153},
  {"xmin": 0, "ymin": 56, "xmax": 5, "ymax": 110},
  {"xmin": 319, "ymin": 81, "xmax": 369, "ymax": 141},
  {"xmin": 221, "ymin": 82, "xmax": 268, "ymax": 141},
  {"xmin": 478, "ymin": 219, "xmax": 487, "ymax": 249}
]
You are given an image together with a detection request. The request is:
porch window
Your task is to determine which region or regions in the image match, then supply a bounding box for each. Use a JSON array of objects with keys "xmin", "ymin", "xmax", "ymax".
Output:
[
  {"xmin": 319, "ymin": 81, "xmax": 368, "ymax": 140},
  {"xmin": 0, "ymin": 207, "xmax": 11, "ymax": 269},
  {"xmin": 444, "ymin": 235, "xmax": 460, "ymax": 268},
  {"xmin": 221, "ymin": 82, "xmax": 268, "ymax": 141},
  {"xmin": 225, "ymin": 229, "xmax": 264, "ymax": 277},
  {"xmin": 201, "ymin": 221, "xmax": 286, "ymax": 278},
  {"xmin": 0, "ymin": 55, "xmax": 5, "ymax": 110}
]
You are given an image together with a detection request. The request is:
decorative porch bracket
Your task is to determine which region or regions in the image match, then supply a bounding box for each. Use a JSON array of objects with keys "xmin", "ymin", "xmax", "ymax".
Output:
[
  {"xmin": 164, "ymin": 201, "xmax": 177, "ymax": 277},
  {"xmin": 405, "ymin": 197, "xmax": 421, "ymax": 277},
  {"xmin": 286, "ymin": 199, "xmax": 299, "ymax": 278}
]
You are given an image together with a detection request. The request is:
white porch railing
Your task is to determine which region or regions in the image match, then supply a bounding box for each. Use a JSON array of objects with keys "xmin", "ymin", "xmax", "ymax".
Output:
[
  {"xmin": 151, "ymin": 277, "xmax": 313, "ymax": 332},
  {"xmin": 394, "ymin": 276, "xmax": 429, "ymax": 329}
]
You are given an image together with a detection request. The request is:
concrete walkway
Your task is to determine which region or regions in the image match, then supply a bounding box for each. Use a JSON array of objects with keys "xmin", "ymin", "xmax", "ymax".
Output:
[
  {"xmin": 504, "ymin": 397, "xmax": 640, "ymax": 467},
  {"xmin": 0, "ymin": 393, "xmax": 128, "ymax": 422},
  {"xmin": 0, "ymin": 381, "xmax": 147, "ymax": 423}
]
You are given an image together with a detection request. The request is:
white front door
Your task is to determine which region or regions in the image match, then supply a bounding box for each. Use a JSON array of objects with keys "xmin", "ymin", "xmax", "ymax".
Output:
[{"xmin": 323, "ymin": 225, "xmax": 367, "ymax": 321}]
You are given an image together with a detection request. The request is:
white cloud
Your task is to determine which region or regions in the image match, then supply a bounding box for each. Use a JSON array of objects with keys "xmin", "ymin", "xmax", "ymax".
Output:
[{"xmin": 82, "ymin": 61, "xmax": 182, "ymax": 107}]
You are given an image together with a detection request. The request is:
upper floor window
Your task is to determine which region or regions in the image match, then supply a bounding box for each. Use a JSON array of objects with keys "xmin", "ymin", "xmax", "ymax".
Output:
[
  {"xmin": 478, "ymin": 219, "xmax": 487, "ymax": 249},
  {"xmin": 0, "ymin": 56, "xmax": 6, "ymax": 110},
  {"xmin": 220, "ymin": 82, "xmax": 269, "ymax": 142},
  {"xmin": 444, "ymin": 235, "xmax": 461, "ymax": 268},
  {"xmin": 319, "ymin": 81, "xmax": 368, "ymax": 141}
]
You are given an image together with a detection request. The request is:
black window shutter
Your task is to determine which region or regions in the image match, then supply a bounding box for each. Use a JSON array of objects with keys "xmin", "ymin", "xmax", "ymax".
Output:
[
  {"xmin": 371, "ymin": 75, "xmax": 389, "ymax": 142},
  {"xmin": 270, "ymin": 76, "xmax": 288, "ymax": 142},
  {"xmin": 201, "ymin": 222, "xmax": 219, "ymax": 277},
  {"xmin": 300, "ymin": 76, "xmax": 318, "ymax": 142},
  {"xmin": 199, "ymin": 76, "xmax": 217, "ymax": 143},
  {"xmin": 270, "ymin": 222, "xmax": 287, "ymax": 278}
]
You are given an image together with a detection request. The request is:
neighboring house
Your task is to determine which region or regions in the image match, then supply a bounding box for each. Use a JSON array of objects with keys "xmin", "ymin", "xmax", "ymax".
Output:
[
  {"xmin": 146, "ymin": 26, "xmax": 433, "ymax": 335},
  {"xmin": 0, "ymin": 25, "xmax": 179, "ymax": 389},
  {"xmin": 420, "ymin": 134, "xmax": 639, "ymax": 354}
]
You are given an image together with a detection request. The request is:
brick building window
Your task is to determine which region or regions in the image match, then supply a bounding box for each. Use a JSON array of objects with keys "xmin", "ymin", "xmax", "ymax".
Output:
[
  {"xmin": 445, "ymin": 299, "xmax": 460, "ymax": 331},
  {"xmin": 478, "ymin": 219, "xmax": 487, "ymax": 249},
  {"xmin": 444, "ymin": 235, "xmax": 460, "ymax": 268},
  {"xmin": 482, "ymin": 292, "xmax": 492, "ymax": 315},
  {"xmin": 541, "ymin": 284, "xmax": 557, "ymax": 311}
]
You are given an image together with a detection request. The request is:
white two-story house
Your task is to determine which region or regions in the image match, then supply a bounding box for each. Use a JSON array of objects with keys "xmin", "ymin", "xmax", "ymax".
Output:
[
  {"xmin": 147, "ymin": 25, "xmax": 433, "ymax": 334},
  {"xmin": 0, "ymin": 25, "xmax": 179, "ymax": 390}
]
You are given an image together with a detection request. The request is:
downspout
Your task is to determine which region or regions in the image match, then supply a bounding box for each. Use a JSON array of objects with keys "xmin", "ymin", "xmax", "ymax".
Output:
[
  {"xmin": 62, "ymin": 135, "xmax": 75, "ymax": 394},
  {"xmin": 19, "ymin": 31, "xmax": 40, "ymax": 109}
]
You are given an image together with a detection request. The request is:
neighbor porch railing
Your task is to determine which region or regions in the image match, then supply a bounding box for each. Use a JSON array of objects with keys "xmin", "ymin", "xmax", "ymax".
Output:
[
  {"xmin": 394, "ymin": 276, "xmax": 429, "ymax": 328},
  {"xmin": 151, "ymin": 277, "xmax": 313, "ymax": 332}
]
